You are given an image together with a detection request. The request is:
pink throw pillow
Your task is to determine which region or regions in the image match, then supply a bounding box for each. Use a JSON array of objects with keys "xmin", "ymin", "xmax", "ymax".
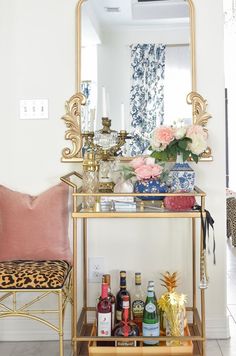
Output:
[{"xmin": 0, "ymin": 183, "xmax": 72, "ymax": 262}]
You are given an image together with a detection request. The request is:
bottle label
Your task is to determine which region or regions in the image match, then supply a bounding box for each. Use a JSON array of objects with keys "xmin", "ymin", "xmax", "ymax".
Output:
[
  {"xmin": 142, "ymin": 322, "xmax": 160, "ymax": 345},
  {"xmin": 97, "ymin": 312, "xmax": 111, "ymax": 336},
  {"xmin": 112, "ymin": 303, "xmax": 115, "ymax": 328},
  {"xmin": 116, "ymin": 310, "xmax": 122, "ymax": 321},
  {"xmin": 132, "ymin": 300, "xmax": 145, "ymax": 319},
  {"xmin": 145, "ymin": 302, "xmax": 156, "ymax": 313},
  {"xmin": 115, "ymin": 340, "xmax": 137, "ymax": 347}
]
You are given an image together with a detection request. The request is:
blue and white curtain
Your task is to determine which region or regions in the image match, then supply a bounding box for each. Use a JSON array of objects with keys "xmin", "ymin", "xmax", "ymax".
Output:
[{"xmin": 129, "ymin": 44, "xmax": 166, "ymax": 156}]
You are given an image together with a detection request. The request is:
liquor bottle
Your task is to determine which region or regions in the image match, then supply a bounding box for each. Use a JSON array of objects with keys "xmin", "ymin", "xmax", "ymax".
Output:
[
  {"xmin": 97, "ymin": 282, "xmax": 112, "ymax": 337},
  {"xmin": 103, "ymin": 274, "xmax": 116, "ymax": 328},
  {"xmin": 116, "ymin": 271, "xmax": 130, "ymax": 322},
  {"xmin": 142, "ymin": 282, "xmax": 160, "ymax": 345},
  {"xmin": 113, "ymin": 295, "xmax": 139, "ymax": 346},
  {"xmin": 132, "ymin": 272, "xmax": 145, "ymax": 332}
]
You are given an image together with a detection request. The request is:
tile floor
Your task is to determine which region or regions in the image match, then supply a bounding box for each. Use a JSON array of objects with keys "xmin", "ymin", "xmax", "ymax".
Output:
[{"xmin": 0, "ymin": 240, "xmax": 235, "ymax": 356}]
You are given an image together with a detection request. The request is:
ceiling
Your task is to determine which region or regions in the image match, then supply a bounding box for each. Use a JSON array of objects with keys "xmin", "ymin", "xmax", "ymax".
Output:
[{"xmin": 88, "ymin": 0, "xmax": 189, "ymax": 28}]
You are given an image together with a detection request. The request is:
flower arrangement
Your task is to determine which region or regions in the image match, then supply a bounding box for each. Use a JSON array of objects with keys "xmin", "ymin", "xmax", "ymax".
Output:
[
  {"xmin": 121, "ymin": 156, "xmax": 167, "ymax": 182},
  {"xmin": 150, "ymin": 124, "xmax": 208, "ymax": 163}
]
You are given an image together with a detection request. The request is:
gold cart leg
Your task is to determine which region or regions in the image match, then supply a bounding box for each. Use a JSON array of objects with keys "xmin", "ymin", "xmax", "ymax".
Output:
[
  {"xmin": 200, "ymin": 200, "xmax": 206, "ymax": 356},
  {"xmin": 72, "ymin": 217, "xmax": 78, "ymax": 354},
  {"xmin": 59, "ymin": 291, "xmax": 64, "ymax": 356},
  {"xmin": 192, "ymin": 218, "xmax": 196, "ymax": 324},
  {"xmin": 201, "ymin": 289, "xmax": 206, "ymax": 356},
  {"xmin": 83, "ymin": 218, "xmax": 88, "ymax": 325}
]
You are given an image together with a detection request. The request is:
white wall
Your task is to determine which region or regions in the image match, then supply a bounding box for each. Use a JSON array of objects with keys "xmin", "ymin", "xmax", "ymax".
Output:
[{"xmin": 0, "ymin": 0, "xmax": 228, "ymax": 341}]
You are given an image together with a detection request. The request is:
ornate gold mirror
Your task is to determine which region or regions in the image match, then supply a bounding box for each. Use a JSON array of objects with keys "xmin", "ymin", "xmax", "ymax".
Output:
[{"xmin": 61, "ymin": 0, "xmax": 212, "ymax": 162}]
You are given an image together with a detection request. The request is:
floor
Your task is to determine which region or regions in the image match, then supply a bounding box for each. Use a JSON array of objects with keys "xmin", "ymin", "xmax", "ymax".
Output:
[{"xmin": 0, "ymin": 241, "xmax": 235, "ymax": 356}]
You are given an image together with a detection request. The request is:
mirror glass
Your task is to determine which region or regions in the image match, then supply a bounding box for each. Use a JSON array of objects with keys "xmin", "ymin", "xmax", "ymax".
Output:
[{"xmin": 81, "ymin": 0, "xmax": 192, "ymax": 156}]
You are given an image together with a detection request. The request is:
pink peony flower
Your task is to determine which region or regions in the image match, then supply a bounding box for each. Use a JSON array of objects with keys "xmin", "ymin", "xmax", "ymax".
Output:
[
  {"xmin": 135, "ymin": 165, "xmax": 153, "ymax": 180},
  {"xmin": 186, "ymin": 125, "xmax": 208, "ymax": 140},
  {"xmin": 150, "ymin": 164, "xmax": 163, "ymax": 178},
  {"xmin": 135, "ymin": 164, "xmax": 163, "ymax": 180},
  {"xmin": 130, "ymin": 156, "xmax": 146, "ymax": 169},
  {"xmin": 151, "ymin": 126, "xmax": 175, "ymax": 150}
]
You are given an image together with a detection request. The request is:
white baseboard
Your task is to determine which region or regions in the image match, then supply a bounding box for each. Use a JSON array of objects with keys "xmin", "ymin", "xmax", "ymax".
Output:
[
  {"xmin": 0, "ymin": 316, "xmax": 230, "ymax": 341},
  {"xmin": 206, "ymin": 316, "xmax": 230, "ymax": 339},
  {"xmin": 0, "ymin": 317, "xmax": 71, "ymax": 341}
]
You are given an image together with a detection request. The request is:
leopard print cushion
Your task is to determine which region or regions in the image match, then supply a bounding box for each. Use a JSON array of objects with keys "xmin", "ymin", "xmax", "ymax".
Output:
[
  {"xmin": 0, "ymin": 260, "xmax": 71, "ymax": 289},
  {"xmin": 227, "ymin": 197, "xmax": 236, "ymax": 247}
]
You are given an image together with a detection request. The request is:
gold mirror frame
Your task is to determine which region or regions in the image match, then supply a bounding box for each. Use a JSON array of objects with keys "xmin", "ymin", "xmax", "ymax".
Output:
[{"xmin": 61, "ymin": 0, "xmax": 212, "ymax": 162}]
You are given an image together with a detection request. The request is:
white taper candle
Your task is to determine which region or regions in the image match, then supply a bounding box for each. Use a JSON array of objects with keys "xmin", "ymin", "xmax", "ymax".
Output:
[{"xmin": 102, "ymin": 87, "xmax": 107, "ymax": 117}]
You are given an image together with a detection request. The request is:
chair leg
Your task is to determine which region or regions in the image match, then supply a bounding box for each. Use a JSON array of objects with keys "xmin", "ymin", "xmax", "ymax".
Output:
[{"xmin": 58, "ymin": 291, "xmax": 64, "ymax": 356}]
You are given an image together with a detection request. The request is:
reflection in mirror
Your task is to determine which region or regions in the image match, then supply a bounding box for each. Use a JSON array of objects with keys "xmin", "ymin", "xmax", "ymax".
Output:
[{"xmin": 81, "ymin": 0, "xmax": 192, "ymax": 156}]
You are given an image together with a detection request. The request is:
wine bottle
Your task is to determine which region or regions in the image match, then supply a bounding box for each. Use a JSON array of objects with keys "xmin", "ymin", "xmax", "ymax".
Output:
[
  {"xmin": 142, "ymin": 281, "xmax": 160, "ymax": 345},
  {"xmin": 113, "ymin": 295, "xmax": 139, "ymax": 346},
  {"xmin": 116, "ymin": 271, "xmax": 130, "ymax": 322},
  {"xmin": 103, "ymin": 274, "xmax": 116, "ymax": 328},
  {"xmin": 97, "ymin": 282, "xmax": 112, "ymax": 337},
  {"xmin": 132, "ymin": 272, "xmax": 145, "ymax": 332}
]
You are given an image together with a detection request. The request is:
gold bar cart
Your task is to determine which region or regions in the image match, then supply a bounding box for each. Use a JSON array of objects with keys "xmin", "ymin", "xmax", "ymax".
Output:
[{"xmin": 61, "ymin": 172, "xmax": 207, "ymax": 356}]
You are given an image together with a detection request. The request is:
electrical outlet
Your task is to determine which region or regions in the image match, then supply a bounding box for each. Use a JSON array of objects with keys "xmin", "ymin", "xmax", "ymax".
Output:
[{"xmin": 88, "ymin": 257, "xmax": 105, "ymax": 283}]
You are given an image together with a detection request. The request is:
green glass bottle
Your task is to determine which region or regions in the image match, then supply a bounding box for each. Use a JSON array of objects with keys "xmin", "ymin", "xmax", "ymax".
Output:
[{"xmin": 142, "ymin": 281, "xmax": 160, "ymax": 346}]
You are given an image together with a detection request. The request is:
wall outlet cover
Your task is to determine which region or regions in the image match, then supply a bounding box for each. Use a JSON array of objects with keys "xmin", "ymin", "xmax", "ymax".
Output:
[{"xmin": 88, "ymin": 257, "xmax": 105, "ymax": 283}]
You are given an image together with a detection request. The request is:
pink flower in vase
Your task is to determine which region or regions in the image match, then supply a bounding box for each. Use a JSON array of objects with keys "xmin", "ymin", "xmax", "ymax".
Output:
[
  {"xmin": 151, "ymin": 164, "xmax": 163, "ymax": 178},
  {"xmin": 186, "ymin": 125, "xmax": 208, "ymax": 140},
  {"xmin": 151, "ymin": 126, "xmax": 175, "ymax": 150},
  {"xmin": 130, "ymin": 156, "xmax": 146, "ymax": 169},
  {"xmin": 135, "ymin": 164, "xmax": 163, "ymax": 180},
  {"xmin": 135, "ymin": 165, "xmax": 153, "ymax": 180}
]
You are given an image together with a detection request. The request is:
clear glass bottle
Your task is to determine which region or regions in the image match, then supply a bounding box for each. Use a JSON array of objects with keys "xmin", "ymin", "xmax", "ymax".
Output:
[
  {"xmin": 142, "ymin": 281, "xmax": 160, "ymax": 346},
  {"xmin": 82, "ymin": 152, "xmax": 99, "ymax": 210},
  {"xmin": 97, "ymin": 282, "xmax": 112, "ymax": 337},
  {"xmin": 132, "ymin": 272, "xmax": 145, "ymax": 332},
  {"xmin": 113, "ymin": 295, "xmax": 139, "ymax": 346},
  {"xmin": 116, "ymin": 271, "xmax": 131, "ymax": 323}
]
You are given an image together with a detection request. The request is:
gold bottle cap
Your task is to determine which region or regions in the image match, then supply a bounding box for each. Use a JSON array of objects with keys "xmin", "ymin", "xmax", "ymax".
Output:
[
  {"xmin": 83, "ymin": 152, "xmax": 99, "ymax": 172},
  {"xmin": 135, "ymin": 272, "xmax": 141, "ymax": 285},
  {"xmin": 120, "ymin": 271, "xmax": 126, "ymax": 278},
  {"xmin": 103, "ymin": 274, "xmax": 111, "ymax": 286}
]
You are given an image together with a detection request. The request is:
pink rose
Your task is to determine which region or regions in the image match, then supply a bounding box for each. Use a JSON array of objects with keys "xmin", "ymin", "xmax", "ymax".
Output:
[
  {"xmin": 135, "ymin": 165, "xmax": 153, "ymax": 180},
  {"xmin": 135, "ymin": 164, "xmax": 163, "ymax": 180},
  {"xmin": 130, "ymin": 156, "xmax": 146, "ymax": 170},
  {"xmin": 150, "ymin": 164, "xmax": 163, "ymax": 178},
  {"xmin": 186, "ymin": 125, "xmax": 208, "ymax": 140},
  {"xmin": 152, "ymin": 126, "xmax": 175, "ymax": 149}
]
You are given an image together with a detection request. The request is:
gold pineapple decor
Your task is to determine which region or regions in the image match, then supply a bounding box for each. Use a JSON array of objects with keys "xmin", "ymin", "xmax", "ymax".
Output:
[{"xmin": 160, "ymin": 271, "xmax": 178, "ymax": 293}]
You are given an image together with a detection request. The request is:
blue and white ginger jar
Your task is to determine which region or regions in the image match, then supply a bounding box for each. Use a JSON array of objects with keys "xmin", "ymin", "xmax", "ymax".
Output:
[
  {"xmin": 168, "ymin": 155, "xmax": 195, "ymax": 192},
  {"xmin": 134, "ymin": 178, "xmax": 168, "ymax": 200}
]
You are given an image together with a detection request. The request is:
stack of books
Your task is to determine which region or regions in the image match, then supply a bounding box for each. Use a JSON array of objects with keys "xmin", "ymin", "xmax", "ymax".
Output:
[{"xmin": 100, "ymin": 196, "xmax": 136, "ymax": 212}]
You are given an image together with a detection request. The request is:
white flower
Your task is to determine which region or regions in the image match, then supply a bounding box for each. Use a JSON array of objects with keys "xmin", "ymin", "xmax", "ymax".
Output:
[
  {"xmin": 145, "ymin": 157, "xmax": 155, "ymax": 165},
  {"xmin": 187, "ymin": 134, "xmax": 207, "ymax": 155},
  {"xmin": 174, "ymin": 127, "xmax": 187, "ymax": 140}
]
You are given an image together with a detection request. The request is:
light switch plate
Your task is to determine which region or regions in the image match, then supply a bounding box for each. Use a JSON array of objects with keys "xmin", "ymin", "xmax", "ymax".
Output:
[
  {"xmin": 88, "ymin": 257, "xmax": 105, "ymax": 283},
  {"xmin": 19, "ymin": 99, "xmax": 49, "ymax": 119}
]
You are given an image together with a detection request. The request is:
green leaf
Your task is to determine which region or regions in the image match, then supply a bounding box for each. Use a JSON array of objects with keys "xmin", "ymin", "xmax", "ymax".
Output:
[
  {"xmin": 178, "ymin": 139, "xmax": 188, "ymax": 150},
  {"xmin": 191, "ymin": 153, "xmax": 199, "ymax": 163},
  {"xmin": 182, "ymin": 150, "xmax": 191, "ymax": 162}
]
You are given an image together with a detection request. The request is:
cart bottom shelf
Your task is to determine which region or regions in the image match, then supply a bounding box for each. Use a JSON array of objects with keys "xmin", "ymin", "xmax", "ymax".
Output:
[{"xmin": 74, "ymin": 325, "xmax": 202, "ymax": 356}]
